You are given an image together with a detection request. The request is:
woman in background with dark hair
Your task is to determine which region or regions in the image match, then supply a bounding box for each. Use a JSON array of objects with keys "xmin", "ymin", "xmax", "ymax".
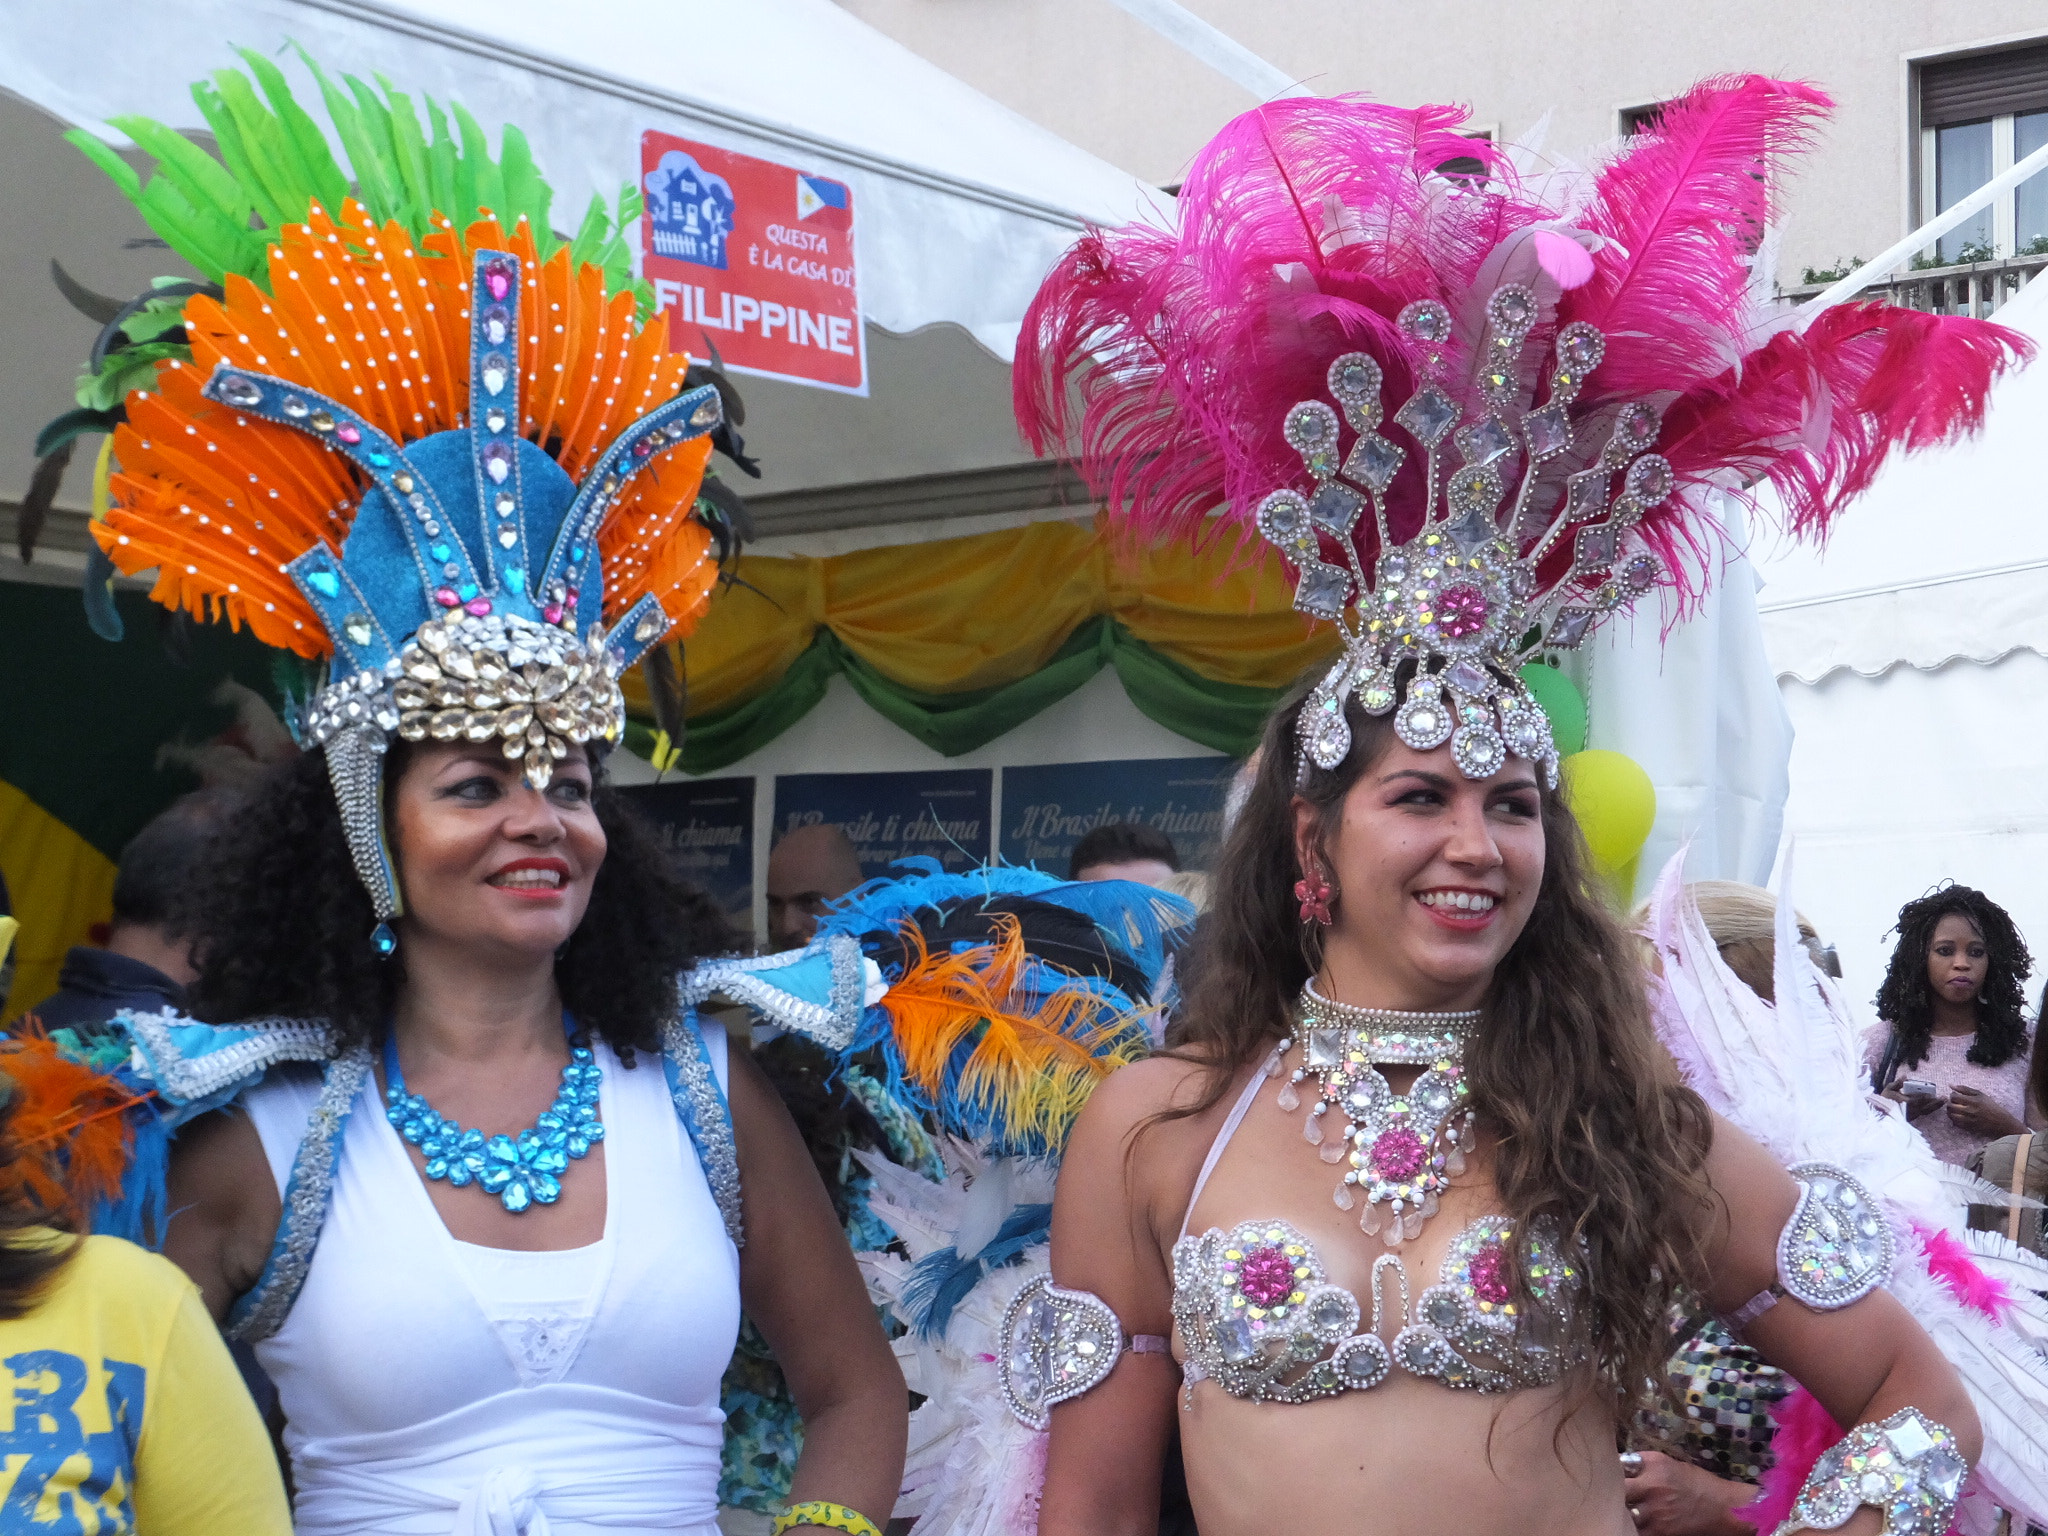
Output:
[{"xmin": 1868, "ymin": 885, "xmax": 2037, "ymax": 1167}]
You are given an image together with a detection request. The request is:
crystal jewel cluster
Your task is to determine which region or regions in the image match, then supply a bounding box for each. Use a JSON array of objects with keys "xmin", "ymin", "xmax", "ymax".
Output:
[
  {"xmin": 304, "ymin": 607, "xmax": 625, "ymax": 792},
  {"xmin": 1274, "ymin": 981, "xmax": 1479, "ymax": 1246},
  {"xmin": 1256, "ymin": 285, "xmax": 1677, "ymax": 785},
  {"xmin": 1774, "ymin": 1407, "xmax": 1967, "ymax": 1536},
  {"xmin": 384, "ymin": 1036, "xmax": 606, "ymax": 1213}
]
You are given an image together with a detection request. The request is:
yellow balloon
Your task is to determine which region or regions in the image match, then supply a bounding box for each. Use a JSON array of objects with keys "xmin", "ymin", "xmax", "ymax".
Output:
[{"xmin": 1559, "ymin": 750, "xmax": 1656, "ymax": 872}]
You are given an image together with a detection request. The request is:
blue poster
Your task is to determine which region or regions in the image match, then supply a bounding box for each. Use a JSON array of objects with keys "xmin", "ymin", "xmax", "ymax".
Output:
[
  {"xmin": 618, "ymin": 778, "xmax": 755, "ymax": 924},
  {"xmin": 774, "ymin": 769, "xmax": 992, "ymax": 879},
  {"xmin": 1000, "ymin": 756, "xmax": 1236, "ymax": 875}
]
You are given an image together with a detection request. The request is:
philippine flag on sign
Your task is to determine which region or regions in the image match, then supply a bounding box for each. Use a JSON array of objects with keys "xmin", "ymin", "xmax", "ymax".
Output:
[{"xmin": 795, "ymin": 173, "xmax": 853, "ymax": 231}]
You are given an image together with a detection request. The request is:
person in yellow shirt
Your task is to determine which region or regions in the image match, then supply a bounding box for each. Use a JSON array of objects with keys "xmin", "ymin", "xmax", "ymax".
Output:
[{"xmin": 0, "ymin": 995, "xmax": 289, "ymax": 1534}]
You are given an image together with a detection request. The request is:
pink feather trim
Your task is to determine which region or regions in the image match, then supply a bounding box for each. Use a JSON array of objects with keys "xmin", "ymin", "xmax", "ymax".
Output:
[
  {"xmin": 1916, "ymin": 1222, "xmax": 2015, "ymax": 1320},
  {"xmin": 1739, "ymin": 1385, "xmax": 1845, "ymax": 1533}
]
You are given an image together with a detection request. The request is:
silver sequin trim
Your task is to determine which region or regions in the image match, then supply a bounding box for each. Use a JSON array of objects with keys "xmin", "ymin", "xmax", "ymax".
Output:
[
  {"xmin": 123, "ymin": 1010, "xmax": 333, "ymax": 1105},
  {"xmin": 663, "ymin": 1016, "xmax": 743, "ymax": 1247},
  {"xmin": 1777, "ymin": 1162, "xmax": 1893, "ymax": 1311},
  {"xmin": 227, "ymin": 1049, "xmax": 372, "ymax": 1343},
  {"xmin": 323, "ymin": 723, "xmax": 400, "ymax": 922},
  {"xmin": 678, "ymin": 933, "xmax": 870, "ymax": 1050},
  {"xmin": 999, "ymin": 1271, "xmax": 1126, "ymax": 1430}
]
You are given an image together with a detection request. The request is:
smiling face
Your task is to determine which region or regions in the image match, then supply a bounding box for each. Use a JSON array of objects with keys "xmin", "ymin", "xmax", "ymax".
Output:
[
  {"xmin": 389, "ymin": 743, "xmax": 607, "ymax": 961},
  {"xmin": 1295, "ymin": 738, "xmax": 1546, "ymax": 1009},
  {"xmin": 1926, "ymin": 912, "xmax": 1988, "ymax": 1009}
]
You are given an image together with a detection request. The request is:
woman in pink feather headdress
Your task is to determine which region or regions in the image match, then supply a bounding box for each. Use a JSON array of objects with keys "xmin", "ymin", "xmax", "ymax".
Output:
[{"xmin": 994, "ymin": 77, "xmax": 2034, "ymax": 1536}]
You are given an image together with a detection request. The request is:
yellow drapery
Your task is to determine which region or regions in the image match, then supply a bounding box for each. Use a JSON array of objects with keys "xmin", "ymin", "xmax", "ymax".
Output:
[{"xmin": 626, "ymin": 515, "xmax": 1339, "ymax": 719}]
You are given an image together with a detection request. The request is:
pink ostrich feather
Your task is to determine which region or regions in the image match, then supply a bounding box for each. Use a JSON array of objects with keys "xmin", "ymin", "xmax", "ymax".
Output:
[
  {"xmin": 1917, "ymin": 1223, "xmax": 2016, "ymax": 1320},
  {"xmin": 1015, "ymin": 78, "xmax": 2027, "ymax": 621}
]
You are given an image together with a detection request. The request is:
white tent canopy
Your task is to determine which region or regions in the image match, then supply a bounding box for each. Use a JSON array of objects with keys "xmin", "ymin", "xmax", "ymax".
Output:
[
  {"xmin": 1754, "ymin": 279, "xmax": 2048, "ymax": 995},
  {"xmin": 0, "ymin": 0, "xmax": 1161, "ymax": 557}
]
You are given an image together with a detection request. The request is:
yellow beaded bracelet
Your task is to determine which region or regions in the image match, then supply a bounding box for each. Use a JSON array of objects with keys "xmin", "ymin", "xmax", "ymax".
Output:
[{"xmin": 770, "ymin": 1501, "xmax": 884, "ymax": 1536}]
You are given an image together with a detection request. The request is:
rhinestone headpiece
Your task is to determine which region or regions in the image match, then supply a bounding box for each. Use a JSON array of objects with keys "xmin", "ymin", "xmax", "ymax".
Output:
[
  {"xmin": 169, "ymin": 244, "xmax": 722, "ymax": 929},
  {"xmin": 1258, "ymin": 285, "xmax": 1673, "ymax": 788}
]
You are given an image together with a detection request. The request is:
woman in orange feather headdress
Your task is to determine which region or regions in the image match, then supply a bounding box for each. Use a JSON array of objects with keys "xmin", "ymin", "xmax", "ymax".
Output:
[{"xmin": 48, "ymin": 54, "xmax": 905, "ymax": 1536}]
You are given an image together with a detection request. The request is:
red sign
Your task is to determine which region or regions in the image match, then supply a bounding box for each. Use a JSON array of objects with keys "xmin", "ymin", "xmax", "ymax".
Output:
[{"xmin": 641, "ymin": 131, "xmax": 864, "ymax": 395}]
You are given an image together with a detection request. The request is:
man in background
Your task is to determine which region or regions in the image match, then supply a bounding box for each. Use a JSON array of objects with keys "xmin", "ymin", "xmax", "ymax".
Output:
[
  {"xmin": 764, "ymin": 823, "xmax": 865, "ymax": 952},
  {"xmin": 1068, "ymin": 821, "xmax": 1180, "ymax": 887},
  {"xmin": 28, "ymin": 789, "xmax": 238, "ymax": 1038}
]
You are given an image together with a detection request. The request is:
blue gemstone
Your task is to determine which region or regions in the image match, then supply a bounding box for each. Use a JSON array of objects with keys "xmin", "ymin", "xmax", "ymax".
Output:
[
  {"xmin": 485, "ymin": 1133, "xmax": 518, "ymax": 1164},
  {"xmin": 529, "ymin": 1172, "xmax": 562, "ymax": 1204},
  {"xmin": 430, "ymin": 542, "xmax": 452, "ymax": 562},
  {"xmin": 447, "ymin": 1163, "xmax": 473, "ymax": 1188},
  {"xmin": 386, "ymin": 1104, "xmax": 405, "ymax": 1124},
  {"xmin": 567, "ymin": 1134, "xmax": 590, "ymax": 1158},
  {"xmin": 502, "ymin": 1181, "xmax": 532, "ymax": 1214},
  {"xmin": 425, "ymin": 1157, "xmax": 447, "ymax": 1178},
  {"xmin": 459, "ymin": 583, "xmax": 479, "ymax": 600},
  {"xmin": 368, "ymin": 451, "xmax": 392, "ymax": 467},
  {"xmin": 480, "ymin": 1165, "xmax": 513, "ymax": 1195},
  {"xmin": 308, "ymin": 570, "xmax": 341, "ymax": 598},
  {"xmin": 531, "ymin": 1146, "xmax": 568, "ymax": 1176},
  {"xmin": 400, "ymin": 1120, "xmax": 425, "ymax": 1145},
  {"xmin": 571, "ymin": 1048, "xmax": 594, "ymax": 1063},
  {"xmin": 536, "ymin": 1111, "xmax": 564, "ymax": 1132},
  {"xmin": 571, "ymin": 544, "xmax": 585, "ymax": 561},
  {"xmin": 461, "ymin": 1149, "xmax": 487, "ymax": 1175},
  {"xmin": 539, "ymin": 1128, "xmax": 567, "ymax": 1150},
  {"xmin": 505, "ymin": 566, "xmax": 524, "ymax": 588},
  {"xmin": 584, "ymin": 1121, "xmax": 606, "ymax": 1144},
  {"xmin": 460, "ymin": 1129, "xmax": 485, "ymax": 1150},
  {"xmin": 371, "ymin": 921, "xmax": 396, "ymax": 955}
]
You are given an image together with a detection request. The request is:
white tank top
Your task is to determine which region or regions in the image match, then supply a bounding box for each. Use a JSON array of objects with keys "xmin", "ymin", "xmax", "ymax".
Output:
[{"xmin": 242, "ymin": 1030, "xmax": 740, "ymax": 1536}]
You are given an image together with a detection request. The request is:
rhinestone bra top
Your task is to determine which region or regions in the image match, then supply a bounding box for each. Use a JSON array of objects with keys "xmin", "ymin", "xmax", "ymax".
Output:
[{"xmin": 1170, "ymin": 1213, "xmax": 1581, "ymax": 1403}]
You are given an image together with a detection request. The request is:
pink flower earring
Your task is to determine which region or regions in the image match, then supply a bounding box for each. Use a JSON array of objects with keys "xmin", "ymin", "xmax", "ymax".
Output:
[{"xmin": 1295, "ymin": 865, "xmax": 1335, "ymax": 927}]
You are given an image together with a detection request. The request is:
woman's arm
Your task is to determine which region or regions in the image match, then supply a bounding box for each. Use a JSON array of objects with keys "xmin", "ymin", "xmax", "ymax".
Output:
[
  {"xmin": 1697, "ymin": 1114, "xmax": 1981, "ymax": 1535},
  {"xmin": 727, "ymin": 1044, "xmax": 905, "ymax": 1532},
  {"xmin": 163, "ymin": 1108, "xmax": 282, "ymax": 1323},
  {"xmin": 1038, "ymin": 1059, "xmax": 1187, "ymax": 1536}
]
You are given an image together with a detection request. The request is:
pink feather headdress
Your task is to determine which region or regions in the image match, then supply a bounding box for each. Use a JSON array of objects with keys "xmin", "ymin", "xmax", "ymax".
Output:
[{"xmin": 1017, "ymin": 78, "xmax": 2028, "ymax": 783}]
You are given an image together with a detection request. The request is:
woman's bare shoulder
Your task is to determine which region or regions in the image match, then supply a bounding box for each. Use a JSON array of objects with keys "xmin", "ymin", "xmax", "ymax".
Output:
[{"xmin": 1067, "ymin": 1049, "xmax": 1244, "ymax": 1162}]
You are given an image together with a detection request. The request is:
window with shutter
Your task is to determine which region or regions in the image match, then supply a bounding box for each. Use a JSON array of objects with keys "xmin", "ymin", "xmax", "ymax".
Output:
[{"xmin": 1917, "ymin": 42, "xmax": 2048, "ymax": 262}]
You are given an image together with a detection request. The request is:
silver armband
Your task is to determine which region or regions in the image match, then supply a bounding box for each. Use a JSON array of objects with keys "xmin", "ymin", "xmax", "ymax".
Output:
[
  {"xmin": 999, "ymin": 1271, "xmax": 1169, "ymax": 1430},
  {"xmin": 1726, "ymin": 1162, "xmax": 1894, "ymax": 1330},
  {"xmin": 1773, "ymin": 1407, "xmax": 1968, "ymax": 1536}
]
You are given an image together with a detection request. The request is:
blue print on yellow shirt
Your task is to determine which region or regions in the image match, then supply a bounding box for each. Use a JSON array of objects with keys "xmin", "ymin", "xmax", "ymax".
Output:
[{"xmin": 0, "ymin": 1349, "xmax": 145, "ymax": 1533}]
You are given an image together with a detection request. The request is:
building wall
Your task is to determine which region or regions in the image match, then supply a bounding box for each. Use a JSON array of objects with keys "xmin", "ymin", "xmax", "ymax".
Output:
[{"xmin": 835, "ymin": 0, "xmax": 2048, "ymax": 278}]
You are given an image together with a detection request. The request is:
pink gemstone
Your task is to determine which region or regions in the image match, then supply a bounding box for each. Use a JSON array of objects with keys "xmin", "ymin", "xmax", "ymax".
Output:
[
  {"xmin": 1367, "ymin": 1126, "xmax": 1429, "ymax": 1183},
  {"xmin": 543, "ymin": 603, "xmax": 564, "ymax": 624},
  {"xmin": 335, "ymin": 424, "xmax": 362, "ymax": 445},
  {"xmin": 485, "ymin": 259, "xmax": 513, "ymax": 301},
  {"xmin": 464, "ymin": 598, "xmax": 493, "ymax": 616},
  {"xmin": 1437, "ymin": 583, "xmax": 1489, "ymax": 639},
  {"xmin": 1468, "ymin": 1243, "xmax": 1512, "ymax": 1306},
  {"xmin": 1236, "ymin": 1246, "xmax": 1295, "ymax": 1307},
  {"xmin": 434, "ymin": 587, "xmax": 460, "ymax": 607}
]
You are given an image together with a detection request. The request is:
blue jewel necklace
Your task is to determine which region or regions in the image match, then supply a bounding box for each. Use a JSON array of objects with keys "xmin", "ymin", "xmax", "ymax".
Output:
[{"xmin": 382, "ymin": 1019, "xmax": 605, "ymax": 1214}]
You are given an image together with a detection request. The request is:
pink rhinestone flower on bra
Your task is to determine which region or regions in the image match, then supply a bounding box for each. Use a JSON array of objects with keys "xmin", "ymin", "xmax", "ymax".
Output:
[{"xmin": 1236, "ymin": 1246, "xmax": 1297, "ymax": 1306}]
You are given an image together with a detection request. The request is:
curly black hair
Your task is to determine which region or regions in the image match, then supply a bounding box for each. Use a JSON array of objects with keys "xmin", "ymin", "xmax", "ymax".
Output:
[
  {"xmin": 172, "ymin": 746, "xmax": 741, "ymax": 1058},
  {"xmin": 1874, "ymin": 883, "xmax": 2033, "ymax": 1071}
]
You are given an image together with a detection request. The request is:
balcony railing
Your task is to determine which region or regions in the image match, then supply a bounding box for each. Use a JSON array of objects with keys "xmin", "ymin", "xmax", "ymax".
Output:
[{"xmin": 1778, "ymin": 253, "xmax": 2048, "ymax": 316}]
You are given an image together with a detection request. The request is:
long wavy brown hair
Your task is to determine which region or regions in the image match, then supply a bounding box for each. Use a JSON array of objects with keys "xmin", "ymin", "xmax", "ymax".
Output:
[{"xmin": 1167, "ymin": 682, "xmax": 1715, "ymax": 1421}]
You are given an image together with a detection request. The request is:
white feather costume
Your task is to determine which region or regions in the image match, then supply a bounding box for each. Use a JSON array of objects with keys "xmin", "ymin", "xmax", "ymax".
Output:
[{"xmin": 1641, "ymin": 848, "xmax": 2048, "ymax": 1533}]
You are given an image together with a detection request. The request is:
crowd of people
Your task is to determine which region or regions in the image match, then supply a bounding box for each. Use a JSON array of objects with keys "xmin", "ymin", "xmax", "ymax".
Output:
[{"xmin": 5, "ymin": 51, "xmax": 2048, "ymax": 1536}]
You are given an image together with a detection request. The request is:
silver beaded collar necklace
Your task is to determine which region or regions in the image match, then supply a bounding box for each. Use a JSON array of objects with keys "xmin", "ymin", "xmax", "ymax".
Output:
[{"xmin": 1274, "ymin": 980, "xmax": 1479, "ymax": 1247}]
